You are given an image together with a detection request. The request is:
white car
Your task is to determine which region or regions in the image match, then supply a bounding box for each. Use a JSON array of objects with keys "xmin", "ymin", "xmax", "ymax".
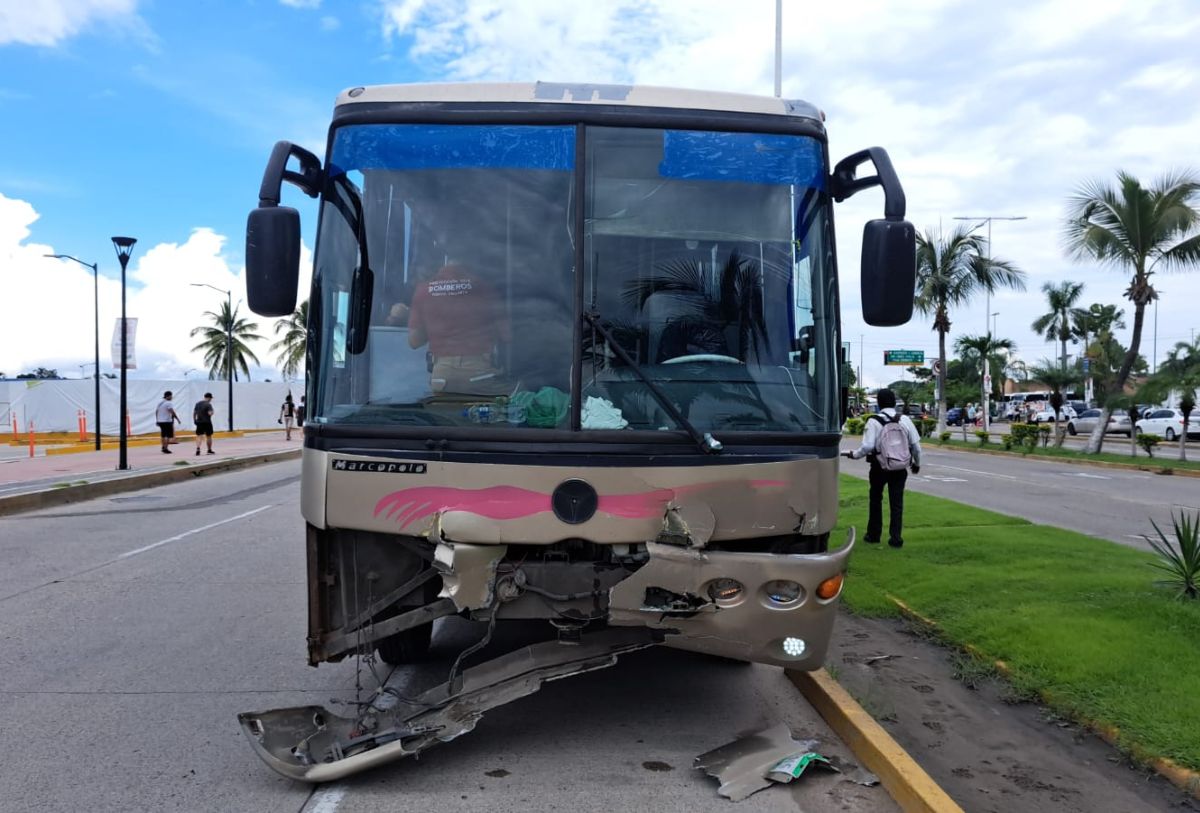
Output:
[
  {"xmin": 1135, "ymin": 408, "xmax": 1200, "ymax": 442},
  {"xmin": 1030, "ymin": 404, "xmax": 1076, "ymax": 424},
  {"xmin": 1070, "ymin": 408, "xmax": 1132, "ymax": 437}
]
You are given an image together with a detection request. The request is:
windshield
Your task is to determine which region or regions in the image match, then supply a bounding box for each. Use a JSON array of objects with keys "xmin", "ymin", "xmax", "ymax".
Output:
[
  {"xmin": 310, "ymin": 122, "xmax": 838, "ymax": 435},
  {"xmin": 582, "ymin": 127, "xmax": 838, "ymax": 433}
]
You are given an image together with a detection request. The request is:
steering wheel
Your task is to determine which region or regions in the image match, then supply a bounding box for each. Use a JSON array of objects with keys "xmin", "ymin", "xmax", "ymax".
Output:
[{"xmin": 662, "ymin": 354, "xmax": 743, "ymax": 365}]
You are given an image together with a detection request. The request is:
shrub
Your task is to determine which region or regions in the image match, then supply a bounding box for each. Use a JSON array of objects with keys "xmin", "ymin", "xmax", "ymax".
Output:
[
  {"xmin": 1137, "ymin": 433, "xmax": 1161, "ymax": 457},
  {"xmin": 1143, "ymin": 511, "xmax": 1200, "ymax": 600},
  {"xmin": 1008, "ymin": 422, "xmax": 1040, "ymax": 453},
  {"xmin": 1001, "ymin": 433, "xmax": 1014, "ymax": 451},
  {"xmin": 918, "ymin": 417, "xmax": 937, "ymax": 438},
  {"xmin": 939, "ymin": 431, "xmax": 952, "ymax": 444},
  {"xmin": 975, "ymin": 430, "xmax": 990, "ymax": 445},
  {"xmin": 1037, "ymin": 425, "xmax": 1052, "ymax": 447},
  {"xmin": 844, "ymin": 417, "xmax": 865, "ymax": 435}
]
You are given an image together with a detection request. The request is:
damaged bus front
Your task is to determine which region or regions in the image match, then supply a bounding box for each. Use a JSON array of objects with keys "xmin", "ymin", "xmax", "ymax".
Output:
[{"xmin": 240, "ymin": 83, "xmax": 915, "ymax": 781}]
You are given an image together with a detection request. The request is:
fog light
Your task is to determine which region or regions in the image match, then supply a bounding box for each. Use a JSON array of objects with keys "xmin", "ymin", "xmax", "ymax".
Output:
[
  {"xmin": 707, "ymin": 578, "xmax": 744, "ymax": 603},
  {"xmin": 782, "ymin": 637, "xmax": 807, "ymax": 657},
  {"xmin": 816, "ymin": 573, "xmax": 844, "ymax": 600},
  {"xmin": 763, "ymin": 579, "xmax": 802, "ymax": 605}
]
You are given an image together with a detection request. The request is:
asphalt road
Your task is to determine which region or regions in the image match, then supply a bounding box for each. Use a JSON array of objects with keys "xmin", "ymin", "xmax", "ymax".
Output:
[
  {"xmin": 840, "ymin": 442, "xmax": 1200, "ymax": 550},
  {"xmin": 0, "ymin": 459, "xmax": 896, "ymax": 813}
]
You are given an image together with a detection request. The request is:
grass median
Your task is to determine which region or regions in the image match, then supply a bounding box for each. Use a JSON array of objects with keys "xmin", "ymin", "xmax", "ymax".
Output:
[
  {"xmin": 834, "ymin": 474, "xmax": 1200, "ymax": 771},
  {"xmin": 931, "ymin": 436, "xmax": 1200, "ymax": 473}
]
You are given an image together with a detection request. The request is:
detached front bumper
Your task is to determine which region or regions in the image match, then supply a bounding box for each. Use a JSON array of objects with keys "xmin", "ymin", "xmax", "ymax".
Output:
[{"xmin": 608, "ymin": 530, "xmax": 855, "ymax": 669}]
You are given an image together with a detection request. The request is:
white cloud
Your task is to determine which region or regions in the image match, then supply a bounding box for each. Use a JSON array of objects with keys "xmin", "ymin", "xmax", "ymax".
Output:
[
  {"xmin": 280, "ymin": 0, "xmax": 321, "ymax": 7},
  {"xmin": 0, "ymin": 193, "xmax": 312, "ymax": 381},
  {"xmin": 0, "ymin": 0, "xmax": 140, "ymax": 47}
]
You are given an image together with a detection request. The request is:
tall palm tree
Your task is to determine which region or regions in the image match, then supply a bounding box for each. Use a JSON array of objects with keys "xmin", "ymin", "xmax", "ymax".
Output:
[
  {"xmin": 954, "ymin": 332, "xmax": 1016, "ymax": 417},
  {"xmin": 1140, "ymin": 339, "xmax": 1200, "ymax": 461},
  {"xmin": 270, "ymin": 299, "xmax": 309, "ymax": 381},
  {"xmin": 190, "ymin": 301, "xmax": 264, "ymax": 381},
  {"xmin": 916, "ymin": 227, "xmax": 1026, "ymax": 433},
  {"xmin": 1029, "ymin": 361, "xmax": 1081, "ymax": 448},
  {"xmin": 1064, "ymin": 170, "xmax": 1200, "ymax": 453},
  {"xmin": 1030, "ymin": 281, "xmax": 1085, "ymax": 370}
]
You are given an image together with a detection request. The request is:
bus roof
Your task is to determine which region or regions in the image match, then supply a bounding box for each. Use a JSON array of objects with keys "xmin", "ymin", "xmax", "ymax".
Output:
[{"xmin": 334, "ymin": 82, "xmax": 823, "ymax": 122}]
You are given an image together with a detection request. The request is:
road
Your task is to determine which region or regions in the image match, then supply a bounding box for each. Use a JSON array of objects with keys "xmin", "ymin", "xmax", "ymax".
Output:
[
  {"xmin": 840, "ymin": 441, "xmax": 1200, "ymax": 549},
  {"xmin": 0, "ymin": 459, "xmax": 895, "ymax": 813}
]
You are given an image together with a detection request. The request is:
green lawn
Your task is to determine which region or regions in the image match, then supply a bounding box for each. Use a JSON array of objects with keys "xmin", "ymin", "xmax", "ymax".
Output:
[{"xmin": 834, "ymin": 475, "xmax": 1200, "ymax": 769}]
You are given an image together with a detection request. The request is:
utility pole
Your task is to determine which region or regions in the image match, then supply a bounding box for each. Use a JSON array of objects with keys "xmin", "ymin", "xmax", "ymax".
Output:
[
  {"xmin": 953, "ymin": 215, "xmax": 1027, "ymax": 432},
  {"xmin": 773, "ymin": 0, "xmax": 782, "ymax": 97}
]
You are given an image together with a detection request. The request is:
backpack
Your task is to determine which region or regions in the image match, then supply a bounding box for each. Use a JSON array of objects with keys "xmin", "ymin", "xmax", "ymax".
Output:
[{"xmin": 872, "ymin": 414, "xmax": 911, "ymax": 471}]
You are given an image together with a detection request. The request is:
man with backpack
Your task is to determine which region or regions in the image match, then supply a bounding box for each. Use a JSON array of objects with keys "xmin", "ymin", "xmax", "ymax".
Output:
[{"xmin": 843, "ymin": 388, "xmax": 922, "ymax": 548}]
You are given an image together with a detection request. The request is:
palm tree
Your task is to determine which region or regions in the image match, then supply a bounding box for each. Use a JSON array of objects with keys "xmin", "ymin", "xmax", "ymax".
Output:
[
  {"xmin": 915, "ymin": 227, "xmax": 1026, "ymax": 433},
  {"xmin": 271, "ymin": 299, "xmax": 309, "ymax": 381},
  {"xmin": 1140, "ymin": 339, "xmax": 1200, "ymax": 461},
  {"xmin": 1064, "ymin": 170, "xmax": 1200, "ymax": 453},
  {"xmin": 1030, "ymin": 281, "xmax": 1085, "ymax": 370},
  {"xmin": 190, "ymin": 301, "xmax": 264, "ymax": 381},
  {"xmin": 1029, "ymin": 361, "xmax": 1081, "ymax": 448},
  {"xmin": 954, "ymin": 333, "xmax": 1016, "ymax": 420}
]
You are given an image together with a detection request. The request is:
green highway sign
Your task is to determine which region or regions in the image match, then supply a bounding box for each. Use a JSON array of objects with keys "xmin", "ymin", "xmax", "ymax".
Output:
[{"xmin": 884, "ymin": 350, "xmax": 925, "ymax": 366}]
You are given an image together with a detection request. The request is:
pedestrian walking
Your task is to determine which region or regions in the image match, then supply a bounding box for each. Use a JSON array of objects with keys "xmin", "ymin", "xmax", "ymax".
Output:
[
  {"xmin": 155, "ymin": 391, "xmax": 181, "ymax": 454},
  {"xmin": 279, "ymin": 394, "xmax": 296, "ymax": 440},
  {"xmin": 193, "ymin": 392, "xmax": 216, "ymax": 455},
  {"xmin": 842, "ymin": 388, "xmax": 922, "ymax": 548},
  {"xmin": 296, "ymin": 395, "xmax": 306, "ymax": 428}
]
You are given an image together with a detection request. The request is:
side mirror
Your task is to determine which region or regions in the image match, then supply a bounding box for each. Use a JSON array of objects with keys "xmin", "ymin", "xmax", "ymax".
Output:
[
  {"xmin": 246, "ymin": 206, "xmax": 301, "ymax": 317},
  {"xmin": 861, "ymin": 218, "xmax": 915, "ymax": 327}
]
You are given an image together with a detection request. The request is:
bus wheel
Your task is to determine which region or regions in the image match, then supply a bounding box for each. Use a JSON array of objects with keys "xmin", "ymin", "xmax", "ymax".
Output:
[{"xmin": 377, "ymin": 623, "xmax": 433, "ymax": 665}]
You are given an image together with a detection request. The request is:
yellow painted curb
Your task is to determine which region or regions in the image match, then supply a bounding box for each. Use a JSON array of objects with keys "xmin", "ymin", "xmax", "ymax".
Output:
[
  {"xmin": 886, "ymin": 596, "xmax": 1200, "ymax": 801},
  {"xmin": 788, "ymin": 668, "xmax": 964, "ymax": 813}
]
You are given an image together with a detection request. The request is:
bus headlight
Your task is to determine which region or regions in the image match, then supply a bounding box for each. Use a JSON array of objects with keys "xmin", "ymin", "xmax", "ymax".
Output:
[
  {"xmin": 706, "ymin": 578, "xmax": 745, "ymax": 605},
  {"xmin": 763, "ymin": 579, "xmax": 803, "ymax": 605},
  {"xmin": 782, "ymin": 637, "xmax": 807, "ymax": 657}
]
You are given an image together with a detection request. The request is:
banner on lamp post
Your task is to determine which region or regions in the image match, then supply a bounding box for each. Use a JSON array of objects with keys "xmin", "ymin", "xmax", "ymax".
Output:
[{"xmin": 110, "ymin": 317, "xmax": 138, "ymax": 370}]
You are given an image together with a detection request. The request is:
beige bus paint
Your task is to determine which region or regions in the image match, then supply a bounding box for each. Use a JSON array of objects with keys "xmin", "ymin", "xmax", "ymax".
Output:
[
  {"xmin": 433, "ymin": 541, "xmax": 508, "ymax": 610},
  {"xmin": 317, "ymin": 450, "xmax": 838, "ymax": 546},
  {"xmin": 608, "ymin": 535, "xmax": 854, "ymax": 669},
  {"xmin": 300, "ymin": 448, "xmax": 328, "ymax": 529}
]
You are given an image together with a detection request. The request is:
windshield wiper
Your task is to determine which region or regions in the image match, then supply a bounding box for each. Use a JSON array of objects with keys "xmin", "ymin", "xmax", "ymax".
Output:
[{"xmin": 583, "ymin": 310, "xmax": 722, "ymax": 454}]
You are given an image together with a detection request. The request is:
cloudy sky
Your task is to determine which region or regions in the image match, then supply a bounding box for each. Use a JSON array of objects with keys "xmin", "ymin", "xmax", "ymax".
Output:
[{"xmin": 1, "ymin": 0, "xmax": 1197, "ymax": 386}]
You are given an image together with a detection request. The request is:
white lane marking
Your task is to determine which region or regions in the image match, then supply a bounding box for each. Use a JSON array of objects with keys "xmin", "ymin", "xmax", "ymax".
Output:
[
  {"xmin": 119, "ymin": 505, "xmax": 272, "ymax": 558},
  {"xmin": 926, "ymin": 462, "xmax": 1019, "ymax": 480},
  {"xmin": 1072, "ymin": 473, "xmax": 1111, "ymax": 480},
  {"xmin": 923, "ymin": 475, "xmax": 968, "ymax": 482},
  {"xmin": 304, "ymin": 785, "xmax": 347, "ymax": 813}
]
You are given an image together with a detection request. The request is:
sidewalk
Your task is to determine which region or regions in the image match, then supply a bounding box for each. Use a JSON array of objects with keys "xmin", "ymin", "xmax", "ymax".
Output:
[{"xmin": 0, "ymin": 430, "xmax": 302, "ymax": 512}]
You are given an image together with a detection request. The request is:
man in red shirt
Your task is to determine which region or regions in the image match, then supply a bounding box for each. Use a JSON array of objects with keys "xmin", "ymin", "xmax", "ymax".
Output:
[{"xmin": 407, "ymin": 262, "xmax": 511, "ymax": 395}]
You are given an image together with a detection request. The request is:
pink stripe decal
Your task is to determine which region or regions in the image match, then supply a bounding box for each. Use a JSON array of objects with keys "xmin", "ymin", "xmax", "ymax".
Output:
[
  {"xmin": 373, "ymin": 479, "xmax": 790, "ymax": 529},
  {"xmin": 375, "ymin": 485, "xmax": 552, "ymax": 528}
]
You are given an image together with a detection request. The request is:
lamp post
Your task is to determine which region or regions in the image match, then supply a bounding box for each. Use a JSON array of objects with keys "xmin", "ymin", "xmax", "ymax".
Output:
[
  {"xmin": 112, "ymin": 237, "xmax": 137, "ymax": 470},
  {"xmin": 953, "ymin": 215, "xmax": 1027, "ymax": 432},
  {"xmin": 992, "ymin": 311, "xmax": 999, "ymax": 337},
  {"xmin": 191, "ymin": 283, "xmax": 234, "ymax": 432},
  {"xmin": 45, "ymin": 253, "xmax": 102, "ymax": 450}
]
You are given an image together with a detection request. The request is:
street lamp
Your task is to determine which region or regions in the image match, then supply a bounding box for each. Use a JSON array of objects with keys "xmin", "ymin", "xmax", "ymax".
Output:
[
  {"xmin": 191, "ymin": 283, "xmax": 234, "ymax": 433},
  {"xmin": 953, "ymin": 215, "xmax": 1027, "ymax": 432},
  {"xmin": 45, "ymin": 253, "xmax": 102, "ymax": 450},
  {"xmin": 112, "ymin": 237, "xmax": 137, "ymax": 470}
]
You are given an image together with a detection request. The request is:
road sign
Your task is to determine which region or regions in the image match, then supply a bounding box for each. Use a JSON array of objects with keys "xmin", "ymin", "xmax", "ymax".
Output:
[{"xmin": 884, "ymin": 350, "xmax": 925, "ymax": 366}]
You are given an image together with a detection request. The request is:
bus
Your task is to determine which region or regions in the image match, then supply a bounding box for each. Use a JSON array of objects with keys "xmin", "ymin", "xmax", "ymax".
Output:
[{"xmin": 238, "ymin": 82, "xmax": 915, "ymax": 781}]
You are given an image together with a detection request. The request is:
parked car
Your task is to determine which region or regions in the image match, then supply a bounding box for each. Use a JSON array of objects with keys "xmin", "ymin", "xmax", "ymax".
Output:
[
  {"xmin": 945, "ymin": 407, "xmax": 964, "ymax": 426},
  {"xmin": 1030, "ymin": 404, "xmax": 1077, "ymax": 424},
  {"xmin": 1071, "ymin": 408, "xmax": 1132, "ymax": 437},
  {"xmin": 1135, "ymin": 408, "xmax": 1200, "ymax": 442}
]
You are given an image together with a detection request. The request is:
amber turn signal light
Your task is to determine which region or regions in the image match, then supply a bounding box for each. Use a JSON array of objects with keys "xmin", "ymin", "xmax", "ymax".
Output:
[{"xmin": 816, "ymin": 573, "xmax": 844, "ymax": 600}]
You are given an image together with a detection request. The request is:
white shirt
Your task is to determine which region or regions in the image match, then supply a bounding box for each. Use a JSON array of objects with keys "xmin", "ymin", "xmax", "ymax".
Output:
[
  {"xmin": 852, "ymin": 408, "xmax": 922, "ymax": 465},
  {"xmin": 155, "ymin": 399, "xmax": 176, "ymax": 423}
]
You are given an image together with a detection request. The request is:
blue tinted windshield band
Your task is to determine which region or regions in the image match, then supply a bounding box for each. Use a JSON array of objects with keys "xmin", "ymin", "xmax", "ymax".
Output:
[
  {"xmin": 659, "ymin": 130, "xmax": 824, "ymax": 188},
  {"xmin": 329, "ymin": 124, "xmax": 576, "ymax": 176}
]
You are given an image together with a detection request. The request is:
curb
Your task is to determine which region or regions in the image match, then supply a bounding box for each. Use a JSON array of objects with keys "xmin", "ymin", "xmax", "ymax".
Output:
[
  {"xmin": 0, "ymin": 448, "xmax": 301, "ymax": 517},
  {"xmin": 787, "ymin": 668, "xmax": 964, "ymax": 813},
  {"xmin": 930, "ymin": 441, "xmax": 1200, "ymax": 479},
  {"xmin": 886, "ymin": 596, "xmax": 1200, "ymax": 801}
]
